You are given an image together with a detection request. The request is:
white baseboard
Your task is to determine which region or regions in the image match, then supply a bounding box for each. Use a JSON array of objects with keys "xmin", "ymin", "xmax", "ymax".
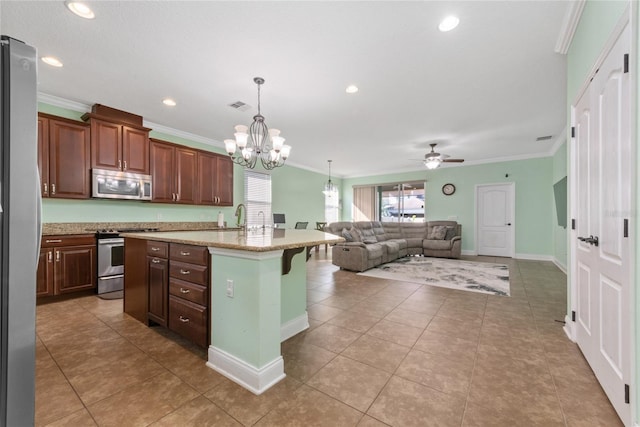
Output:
[
  {"xmin": 461, "ymin": 249, "xmax": 477, "ymax": 256},
  {"xmin": 281, "ymin": 312, "xmax": 309, "ymax": 342},
  {"xmin": 515, "ymin": 253, "xmax": 554, "ymax": 261},
  {"xmin": 563, "ymin": 314, "xmax": 576, "ymax": 342},
  {"xmin": 552, "ymin": 257, "xmax": 568, "ymax": 274},
  {"xmin": 206, "ymin": 346, "xmax": 285, "ymax": 395}
]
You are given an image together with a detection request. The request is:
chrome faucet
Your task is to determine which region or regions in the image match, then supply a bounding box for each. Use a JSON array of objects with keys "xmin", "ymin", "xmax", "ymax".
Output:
[
  {"xmin": 258, "ymin": 210, "xmax": 265, "ymax": 230},
  {"xmin": 234, "ymin": 203, "xmax": 247, "ymax": 230}
]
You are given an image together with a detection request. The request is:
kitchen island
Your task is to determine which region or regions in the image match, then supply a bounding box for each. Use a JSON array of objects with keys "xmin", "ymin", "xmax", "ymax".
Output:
[{"xmin": 122, "ymin": 228, "xmax": 343, "ymax": 394}]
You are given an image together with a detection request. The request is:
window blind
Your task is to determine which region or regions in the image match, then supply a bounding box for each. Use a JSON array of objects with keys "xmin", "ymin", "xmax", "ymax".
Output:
[
  {"xmin": 324, "ymin": 189, "xmax": 339, "ymax": 223},
  {"xmin": 244, "ymin": 170, "xmax": 272, "ymax": 228}
]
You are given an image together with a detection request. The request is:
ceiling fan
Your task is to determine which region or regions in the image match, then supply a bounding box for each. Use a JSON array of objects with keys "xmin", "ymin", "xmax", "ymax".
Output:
[{"xmin": 421, "ymin": 143, "xmax": 464, "ymax": 169}]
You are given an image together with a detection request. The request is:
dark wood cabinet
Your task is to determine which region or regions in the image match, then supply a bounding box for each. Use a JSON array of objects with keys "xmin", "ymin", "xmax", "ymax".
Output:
[
  {"xmin": 150, "ymin": 139, "xmax": 198, "ymax": 204},
  {"xmin": 197, "ymin": 152, "xmax": 233, "ymax": 206},
  {"xmin": 83, "ymin": 106, "xmax": 151, "ymax": 174},
  {"xmin": 37, "ymin": 113, "xmax": 91, "ymax": 199},
  {"xmin": 37, "ymin": 235, "xmax": 96, "ymax": 298},
  {"xmin": 147, "ymin": 240, "xmax": 170, "ymax": 326},
  {"xmin": 124, "ymin": 238, "xmax": 210, "ymax": 347}
]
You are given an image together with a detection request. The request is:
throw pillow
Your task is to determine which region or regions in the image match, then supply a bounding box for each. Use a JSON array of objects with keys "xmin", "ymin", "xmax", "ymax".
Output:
[
  {"xmin": 444, "ymin": 226, "xmax": 457, "ymax": 240},
  {"xmin": 342, "ymin": 228, "xmax": 353, "ymax": 242},
  {"xmin": 363, "ymin": 238, "xmax": 377, "ymax": 244},
  {"xmin": 349, "ymin": 226, "xmax": 363, "ymax": 242},
  {"xmin": 427, "ymin": 225, "xmax": 448, "ymax": 240},
  {"xmin": 360, "ymin": 228, "xmax": 377, "ymax": 242}
]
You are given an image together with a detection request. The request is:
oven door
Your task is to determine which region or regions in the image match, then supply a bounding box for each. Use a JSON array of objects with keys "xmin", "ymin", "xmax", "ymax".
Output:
[{"xmin": 97, "ymin": 238, "xmax": 125, "ymax": 277}]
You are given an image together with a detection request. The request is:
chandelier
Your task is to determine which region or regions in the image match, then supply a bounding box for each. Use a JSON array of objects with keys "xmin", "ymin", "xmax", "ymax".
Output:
[
  {"xmin": 322, "ymin": 160, "xmax": 337, "ymax": 196},
  {"xmin": 224, "ymin": 77, "xmax": 291, "ymax": 170}
]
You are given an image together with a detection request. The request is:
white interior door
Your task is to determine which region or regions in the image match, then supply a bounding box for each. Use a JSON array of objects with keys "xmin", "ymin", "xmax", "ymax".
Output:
[
  {"xmin": 573, "ymin": 21, "xmax": 631, "ymax": 426},
  {"xmin": 476, "ymin": 183, "xmax": 514, "ymax": 257}
]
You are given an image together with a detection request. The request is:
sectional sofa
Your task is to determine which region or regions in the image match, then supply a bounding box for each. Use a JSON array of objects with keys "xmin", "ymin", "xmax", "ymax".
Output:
[{"xmin": 324, "ymin": 220, "xmax": 462, "ymax": 272}]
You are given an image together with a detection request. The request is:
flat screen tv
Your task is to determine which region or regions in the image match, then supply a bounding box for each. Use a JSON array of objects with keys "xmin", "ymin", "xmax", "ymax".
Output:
[{"xmin": 553, "ymin": 176, "xmax": 567, "ymax": 228}]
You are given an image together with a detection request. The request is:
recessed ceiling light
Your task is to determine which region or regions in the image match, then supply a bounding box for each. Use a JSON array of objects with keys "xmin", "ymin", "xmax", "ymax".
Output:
[
  {"xmin": 438, "ymin": 15, "xmax": 459, "ymax": 32},
  {"xmin": 65, "ymin": 1, "xmax": 95, "ymax": 19},
  {"xmin": 345, "ymin": 85, "xmax": 359, "ymax": 94},
  {"xmin": 162, "ymin": 98, "xmax": 177, "ymax": 107},
  {"xmin": 41, "ymin": 56, "xmax": 63, "ymax": 67}
]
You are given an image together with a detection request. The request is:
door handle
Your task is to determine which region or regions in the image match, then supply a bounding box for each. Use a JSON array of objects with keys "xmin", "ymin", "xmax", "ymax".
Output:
[
  {"xmin": 55, "ymin": 250, "xmax": 60, "ymax": 262},
  {"xmin": 51, "ymin": 183, "xmax": 56, "ymax": 195},
  {"xmin": 47, "ymin": 251, "xmax": 53, "ymax": 263},
  {"xmin": 505, "ymin": 223, "xmax": 511, "ymax": 226},
  {"xmin": 43, "ymin": 183, "xmax": 48, "ymax": 195},
  {"xmin": 578, "ymin": 235, "xmax": 599, "ymax": 246},
  {"xmin": 123, "ymin": 160, "xmax": 127, "ymax": 171}
]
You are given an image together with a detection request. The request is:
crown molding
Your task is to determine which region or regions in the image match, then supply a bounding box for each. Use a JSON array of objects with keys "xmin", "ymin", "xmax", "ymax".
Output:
[
  {"xmin": 145, "ymin": 121, "xmax": 221, "ymax": 148},
  {"xmin": 548, "ymin": 125, "xmax": 568, "ymax": 156},
  {"xmin": 555, "ymin": 0, "xmax": 586, "ymax": 54},
  {"xmin": 37, "ymin": 92, "xmax": 90, "ymax": 112}
]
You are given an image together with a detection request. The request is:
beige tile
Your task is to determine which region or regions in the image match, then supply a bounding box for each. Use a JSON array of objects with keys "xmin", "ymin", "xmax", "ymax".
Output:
[
  {"xmin": 255, "ymin": 385, "xmax": 363, "ymax": 426},
  {"xmin": 307, "ymin": 303, "xmax": 344, "ymax": 322},
  {"xmin": 384, "ymin": 307, "xmax": 434, "ymax": 329},
  {"xmin": 426, "ymin": 316, "xmax": 481, "ymax": 342},
  {"xmin": 395, "ymin": 349, "xmax": 474, "ymax": 397},
  {"xmin": 35, "ymin": 351, "xmax": 84, "ymax": 427},
  {"xmin": 368, "ymin": 376, "xmax": 465, "ymax": 427},
  {"xmin": 43, "ymin": 408, "xmax": 97, "ymax": 427},
  {"xmin": 308, "ymin": 355, "xmax": 391, "ymax": 412},
  {"xmin": 366, "ymin": 319, "xmax": 423, "ymax": 347},
  {"xmin": 282, "ymin": 340, "xmax": 337, "ymax": 382},
  {"xmin": 342, "ymin": 334, "xmax": 410, "ymax": 373},
  {"xmin": 357, "ymin": 415, "xmax": 390, "ymax": 426},
  {"xmin": 159, "ymin": 349, "xmax": 226, "ymax": 393},
  {"xmin": 328, "ymin": 310, "xmax": 381, "ymax": 333},
  {"xmin": 151, "ymin": 395, "xmax": 242, "ymax": 426},
  {"xmin": 299, "ymin": 323, "xmax": 361, "ymax": 353},
  {"xmin": 462, "ymin": 400, "xmax": 565, "ymax": 427},
  {"xmin": 413, "ymin": 330, "xmax": 477, "ymax": 363},
  {"xmin": 87, "ymin": 371, "xmax": 199, "ymax": 426},
  {"xmin": 205, "ymin": 376, "xmax": 302, "ymax": 426}
]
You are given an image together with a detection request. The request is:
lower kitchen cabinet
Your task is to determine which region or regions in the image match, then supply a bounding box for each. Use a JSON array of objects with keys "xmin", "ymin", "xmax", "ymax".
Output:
[
  {"xmin": 125, "ymin": 239, "xmax": 210, "ymax": 347},
  {"xmin": 37, "ymin": 235, "xmax": 96, "ymax": 298},
  {"xmin": 147, "ymin": 241, "xmax": 169, "ymax": 326}
]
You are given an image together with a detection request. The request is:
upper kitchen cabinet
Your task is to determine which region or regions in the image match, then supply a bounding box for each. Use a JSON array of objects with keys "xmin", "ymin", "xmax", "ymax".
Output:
[
  {"xmin": 37, "ymin": 113, "xmax": 91, "ymax": 199},
  {"xmin": 150, "ymin": 139, "xmax": 197, "ymax": 204},
  {"xmin": 82, "ymin": 104, "xmax": 151, "ymax": 174},
  {"xmin": 197, "ymin": 151, "xmax": 233, "ymax": 206}
]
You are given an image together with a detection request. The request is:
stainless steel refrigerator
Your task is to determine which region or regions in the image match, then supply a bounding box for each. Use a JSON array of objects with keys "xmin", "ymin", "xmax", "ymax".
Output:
[{"xmin": 0, "ymin": 36, "xmax": 40, "ymax": 426}]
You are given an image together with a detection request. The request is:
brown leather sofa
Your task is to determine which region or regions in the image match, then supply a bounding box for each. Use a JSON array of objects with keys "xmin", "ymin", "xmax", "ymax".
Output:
[{"xmin": 324, "ymin": 220, "xmax": 461, "ymax": 272}]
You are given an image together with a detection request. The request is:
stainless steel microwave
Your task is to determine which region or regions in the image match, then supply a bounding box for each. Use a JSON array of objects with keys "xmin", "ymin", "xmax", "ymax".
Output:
[{"xmin": 92, "ymin": 168, "xmax": 152, "ymax": 200}]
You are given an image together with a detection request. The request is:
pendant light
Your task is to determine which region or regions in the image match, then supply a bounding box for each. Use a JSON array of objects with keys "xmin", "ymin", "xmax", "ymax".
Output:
[{"xmin": 323, "ymin": 160, "xmax": 337, "ymax": 196}]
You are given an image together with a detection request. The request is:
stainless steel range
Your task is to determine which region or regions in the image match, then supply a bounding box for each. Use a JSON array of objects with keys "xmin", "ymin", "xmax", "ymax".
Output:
[{"xmin": 95, "ymin": 228, "xmax": 158, "ymax": 294}]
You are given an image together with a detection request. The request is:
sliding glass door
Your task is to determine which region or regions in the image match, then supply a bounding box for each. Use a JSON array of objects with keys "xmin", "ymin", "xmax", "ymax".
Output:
[{"xmin": 379, "ymin": 182, "xmax": 425, "ymax": 222}]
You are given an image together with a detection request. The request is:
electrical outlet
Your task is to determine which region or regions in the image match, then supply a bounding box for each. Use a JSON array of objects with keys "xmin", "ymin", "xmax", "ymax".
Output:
[
  {"xmin": 226, "ymin": 279, "xmax": 234, "ymax": 298},
  {"xmin": 157, "ymin": 213, "xmax": 163, "ymax": 220}
]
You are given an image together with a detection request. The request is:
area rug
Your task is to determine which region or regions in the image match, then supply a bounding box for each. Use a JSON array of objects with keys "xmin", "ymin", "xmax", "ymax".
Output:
[{"xmin": 357, "ymin": 257, "xmax": 510, "ymax": 296}]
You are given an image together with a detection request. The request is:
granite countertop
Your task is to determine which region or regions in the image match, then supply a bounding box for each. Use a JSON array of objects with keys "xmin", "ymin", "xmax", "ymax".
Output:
[
  {"xmin": 42, "ymin": 222, "xmax": 239, "ymax": 236},
  {"xmin": 121, "ymin": 229, "xmax": 344, "ymax": 252}
]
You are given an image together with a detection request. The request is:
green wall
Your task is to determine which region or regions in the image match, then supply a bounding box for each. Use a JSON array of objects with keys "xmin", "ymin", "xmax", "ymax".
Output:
[
  {"xmin": 341, "ymin": 157, "xmax": 554, "ymax": 257},
  {"xmin": 552, "ymin": 141, "xmax": 568, "ymax": 270},
  {"xmin": 38, "ymin": 102, "xmax": 338, "ymax": 227}
]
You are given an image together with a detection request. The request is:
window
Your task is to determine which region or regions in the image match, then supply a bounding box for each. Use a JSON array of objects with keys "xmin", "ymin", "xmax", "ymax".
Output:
[
  {"xmin": 379, "ymin": 182, "xmax": 425, "ymax": 222},
  {"xmin": 244, "ymin": 170, "xmax": 271, "ymax": 228},
  {"xmin": 324, "ymin": 188, "xmax": 339, "ymax": 223}
]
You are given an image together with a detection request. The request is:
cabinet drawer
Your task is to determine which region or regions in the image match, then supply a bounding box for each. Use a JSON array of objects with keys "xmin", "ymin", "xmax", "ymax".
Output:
[
  {"xmin": 168, "ymin": 296, "xmax": 207, "ymax": 347},
  {"xmin": 169, "ymin": 278, "xmax": 207, "ymax": 306},
  {"xmin": 169, "ymin": 261, "xmax": 208, "ymax": 286},
  {"xmin": 147, "ymin": 241, "xmax": 169, "ymax": 258},
  {"xmin": 42, "ymin": 234, "xmax": 95, "ymax": 248},
  {"xmin": 170, "ymin": 244, "xmax": 208, "ymax": 265}
]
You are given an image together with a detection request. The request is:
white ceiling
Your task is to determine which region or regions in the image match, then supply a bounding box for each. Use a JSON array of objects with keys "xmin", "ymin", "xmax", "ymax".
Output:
[{"xmin": 2, "ymin": 1, "xmax": 568, "ymax": 178}]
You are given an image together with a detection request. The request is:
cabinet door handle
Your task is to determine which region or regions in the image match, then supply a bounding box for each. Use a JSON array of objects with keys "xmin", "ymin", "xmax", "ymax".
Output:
[
  {"xmin": 43, "ymin": 183, "xmax": 48, "ymax": 195},
  {"xmin": 179, "ymin": 288, "xmax": 190, "ymax": 294},
  {"xmin": 172, "ymin": 193, "xmax": 176, "ymax": 201},
  {"xmin": 45, "ymin": 239, "xmax": 62, "ymax": 243},
  {"xmin": 151, "ymin": 258, "xmax": 160, "ymax": 264},
  {"xmin": 179, "ymin": 269, "xmax": 191, "ymax": 275},
  {"xmin": 47, "ymin": 251, "xmax": 53, "ymax": 263},
  {"xmin": 118, "ymin": 160, "xmax": 122, "ymax": 170},
  {"xmin": 55, "ymin": 250, "xmax": 60, "ymax": 262},
  {"xmin": 179, "ymin": 251, "xmax": 190, "ymax": 256},
  {"xmin": 123, "ymin": 160, "xmax": 127, "ymax": 171},
  {"xmin": 176, "ymin": 193, "xmax": 180, "ymax": 202},
  {"xmin": 51, "ymin": 183, "xmax": 56, "ymax": 195},
  {"xmin": 151, "ymin": 247, "xmax": 160, "ymax": 252},
  {"xmin": 179, "ymin": 315, "xmax": 190, "ymax": 323}
]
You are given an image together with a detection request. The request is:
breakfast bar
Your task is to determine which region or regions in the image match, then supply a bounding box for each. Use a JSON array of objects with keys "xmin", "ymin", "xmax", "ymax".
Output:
[{"xmin": 122, "ymin": 228, "xmax": 343, "ymax": 394}]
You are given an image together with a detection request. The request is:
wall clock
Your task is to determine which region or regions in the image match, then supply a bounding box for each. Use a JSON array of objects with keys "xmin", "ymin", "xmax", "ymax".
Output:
[{"xmin": 442, "ymin": 183, "xmax": 456, "ymax": 196}]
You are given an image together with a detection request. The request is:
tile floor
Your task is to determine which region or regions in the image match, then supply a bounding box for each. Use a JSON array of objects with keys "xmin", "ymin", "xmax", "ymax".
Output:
[{"xmin": 35, "ymin": 250, "xmax": 622, "ymax": 426}]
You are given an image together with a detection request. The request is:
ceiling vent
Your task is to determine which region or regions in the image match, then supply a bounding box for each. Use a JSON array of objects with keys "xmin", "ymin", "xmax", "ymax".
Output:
[
  {"xmin": 228, "ymin": 101, "xmax": 251, "ymax": 112},
  {"xmin": 536, "ymin": 135, "xmax": 553, "ymax": 142}
]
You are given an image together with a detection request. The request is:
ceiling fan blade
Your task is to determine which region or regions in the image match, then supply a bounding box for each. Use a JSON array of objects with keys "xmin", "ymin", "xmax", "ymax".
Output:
[{"xmin": 442, "ymin": 159, "xmax": 464, "ymax": 163}]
